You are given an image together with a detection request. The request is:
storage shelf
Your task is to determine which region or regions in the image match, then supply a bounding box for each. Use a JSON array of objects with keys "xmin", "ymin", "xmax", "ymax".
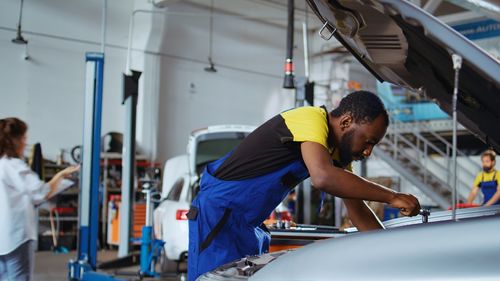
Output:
[
  {"xmin": 39, "ymin": 216, "xmax": 78, "ymax": 222},
  {"xmin": 37, "ymin": 153, "xmax": 162, "ymax": 250}
]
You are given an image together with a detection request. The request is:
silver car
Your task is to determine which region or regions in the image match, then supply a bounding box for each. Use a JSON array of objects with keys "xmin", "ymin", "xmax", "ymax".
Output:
[
  {"xmin": 198, "ymin": 0, "xmax": 500, "ymax": 280},
  {"xmin": 199, "ymin": 206, "xmax": 500, "ymax": 280}
]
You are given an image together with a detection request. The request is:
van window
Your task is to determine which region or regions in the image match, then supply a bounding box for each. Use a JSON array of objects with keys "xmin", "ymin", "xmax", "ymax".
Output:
[
  {"xmin": 166, "ymin": 178, "xmax": 184, "ymax": 201},
  {"xmin": 195, "ymin": 135, "xmax": 247, "ymax": 175}
]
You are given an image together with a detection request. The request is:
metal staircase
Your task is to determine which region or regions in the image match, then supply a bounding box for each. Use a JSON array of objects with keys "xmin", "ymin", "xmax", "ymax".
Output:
[{"xmin": 373, "ymin": 119, "xmax": 480, "ymax": 209}]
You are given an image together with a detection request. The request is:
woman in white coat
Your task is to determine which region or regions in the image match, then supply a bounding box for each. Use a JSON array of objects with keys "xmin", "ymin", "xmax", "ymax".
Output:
[{"xmin": 0, "ymin": 117, "xmax": 79, "ymax": 281}]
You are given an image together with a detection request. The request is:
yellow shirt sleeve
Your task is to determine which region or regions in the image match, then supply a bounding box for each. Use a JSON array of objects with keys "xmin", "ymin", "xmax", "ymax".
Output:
[
  {"xmin": 280, "ymin": 106, "xmax": 330, "ymax": 151},
  {"xmin": 281, "ymin": 106, "xmax": 353, "ymax": 171},
  {"xmin": 473, "ymin": 173, "xmax": 482, "ymax": 187}
]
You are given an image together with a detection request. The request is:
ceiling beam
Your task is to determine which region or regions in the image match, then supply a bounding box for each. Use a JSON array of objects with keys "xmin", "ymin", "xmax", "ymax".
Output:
[
  {"xmin": 445, "ymin": 0, "xmax": 500, "ymax": 21},
  {"xmin": 438, "ymin": 11, "xmax": 486, "ymax": 25},
  {"xmin": 409, "ymin": 0, "xmax": 422, "ymax": 7},
  {"xmin": 423, "ymin": 0, "xmax": 443, "ymax": 14}
]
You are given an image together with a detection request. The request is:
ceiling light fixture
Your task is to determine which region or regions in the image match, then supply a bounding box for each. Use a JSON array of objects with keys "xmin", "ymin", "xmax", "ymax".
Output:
[
  {"xmin": 204, "ymin": 0, "xmax": 217, "ymax": 73},
  {"xmin": 12, "ymin": 0, "xmax": 28, "ymax": 45}
]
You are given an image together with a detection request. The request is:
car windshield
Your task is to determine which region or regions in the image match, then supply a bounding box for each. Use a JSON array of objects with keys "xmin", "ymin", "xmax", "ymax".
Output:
[
  {"xmin": 195, "ymin": 137, "xmax": 246, "ymax": 173},
  {"xmin": 189, "ymin": 133, "xmax": 248, "ymax": 201}
]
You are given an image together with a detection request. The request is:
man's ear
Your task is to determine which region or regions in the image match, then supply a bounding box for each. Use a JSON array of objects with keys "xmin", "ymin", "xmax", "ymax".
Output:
[{"xmin": 339, "ymin": 113, "xmax": 353, "ymax": 131}]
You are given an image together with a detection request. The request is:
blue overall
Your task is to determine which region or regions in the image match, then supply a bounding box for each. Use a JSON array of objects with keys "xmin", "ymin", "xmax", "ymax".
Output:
[
  {"xmin": 187, "ymin": 152, "xmax": 309, "ymax": 281},
  {"xmin": 480, "ymin": 171, "xmax": 499, "ymax": 205}
]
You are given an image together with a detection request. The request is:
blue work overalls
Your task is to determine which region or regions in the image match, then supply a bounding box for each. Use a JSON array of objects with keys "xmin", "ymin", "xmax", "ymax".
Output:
[
  {"xmin": 480, "ymin": 171, "xmax": 500, "ymax": 205},
  {"xmin": 187, "ymin": 152, "xmax": 309, "ymax": 281}
]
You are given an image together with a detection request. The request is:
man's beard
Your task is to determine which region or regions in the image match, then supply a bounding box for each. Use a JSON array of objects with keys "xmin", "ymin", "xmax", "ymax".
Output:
[
  {"xmin": 338, "ymin": 129, "xmax": 363, "ymax": 168},
  {"xmin": 483, "ymin": 165, "xmax": 493, "ymax": 172}
]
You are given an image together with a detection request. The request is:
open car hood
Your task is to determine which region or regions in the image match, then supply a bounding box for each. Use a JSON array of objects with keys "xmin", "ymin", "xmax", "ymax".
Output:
[{"xmin": 307, "ymin": 0, "xmax": 500, "ymax": 152}]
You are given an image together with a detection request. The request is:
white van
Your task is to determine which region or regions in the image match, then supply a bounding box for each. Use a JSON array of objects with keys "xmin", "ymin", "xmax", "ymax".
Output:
[{"xmin": 153, "ymin": 125, "xmax": 256, "ymax": 270}]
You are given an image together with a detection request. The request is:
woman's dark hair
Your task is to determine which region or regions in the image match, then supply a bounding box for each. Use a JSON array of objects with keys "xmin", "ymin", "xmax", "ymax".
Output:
[
  {"xmin": 482, "ymin": 150, "xmax": 496, "ymax": 162},
  {"xmin": 0, "ymin": 117, "xmax": 28, "ymax": 158},
  {"xmin": 331, "ymin": 90, "xmax": 389, "ymax": 127}
]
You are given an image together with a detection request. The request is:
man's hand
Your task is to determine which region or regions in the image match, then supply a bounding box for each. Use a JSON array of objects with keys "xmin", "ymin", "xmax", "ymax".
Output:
[{"xmin": 388, "ymin": 193, "xmax": 421, "ymax": 216}]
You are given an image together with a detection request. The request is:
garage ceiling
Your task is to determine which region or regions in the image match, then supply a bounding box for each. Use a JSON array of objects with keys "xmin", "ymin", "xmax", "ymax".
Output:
[{"xmin": 163, "ymin": 0, "xmax": 497, "ymax": 30}]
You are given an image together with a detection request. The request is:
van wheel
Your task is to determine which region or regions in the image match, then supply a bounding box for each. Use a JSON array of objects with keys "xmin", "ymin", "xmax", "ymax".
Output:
[{"xmin": 158, "ymin": 250, "xmax": 178, "ymax": 273}]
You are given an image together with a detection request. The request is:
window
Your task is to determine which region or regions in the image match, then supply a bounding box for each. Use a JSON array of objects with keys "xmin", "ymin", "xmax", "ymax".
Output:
[
  {"xmin": 166, "ymin": 178, "xmax": 184, "ymax": 201},
  {"xmin": 195, "ymin": 136, "xmax": 246, "ymax": 175}
]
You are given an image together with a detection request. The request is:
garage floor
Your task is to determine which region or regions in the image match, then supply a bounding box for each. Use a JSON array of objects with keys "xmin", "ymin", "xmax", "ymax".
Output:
[{"xmin": 34, "ymin": 250, "xmax": 184, "ymax": 281}]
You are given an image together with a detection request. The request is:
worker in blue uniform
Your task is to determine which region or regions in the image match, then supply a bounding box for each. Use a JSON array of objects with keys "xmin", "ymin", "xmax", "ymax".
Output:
[
  {"xmin": 187, "ymin": 91, "xmax": 421, "ymax": 281},
  {"xmin": 467, "ymin": 150, "xmax": 500, "ymax": 206}
]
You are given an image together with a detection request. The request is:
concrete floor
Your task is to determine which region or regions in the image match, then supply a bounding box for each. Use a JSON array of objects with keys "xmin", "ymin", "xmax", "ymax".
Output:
[{"xmin": 34, "ymin": 250, "xmax": 185, "ymax": 281}]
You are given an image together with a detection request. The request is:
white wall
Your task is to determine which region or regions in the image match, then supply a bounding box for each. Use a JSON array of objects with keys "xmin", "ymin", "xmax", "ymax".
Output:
[
  {"xmin": 153, "ymin": 2, "xmax": 303, "ymax": 162},
  {"xmin": 0, "ymin": 0, "xmax": 133, "ymax": 160},
  {"xmin": 0, "ymin": 0, "xmax": 304, "ymax": 163}
]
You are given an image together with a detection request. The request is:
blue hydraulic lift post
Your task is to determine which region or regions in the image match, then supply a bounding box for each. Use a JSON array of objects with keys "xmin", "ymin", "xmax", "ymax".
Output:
[
  {"xmin": 69, "ymin": 52, "xmax": 104, "ymax": 280},
  {"xmin": 89, "ymin": 52, "xmax": 104, "ymax": 269}
]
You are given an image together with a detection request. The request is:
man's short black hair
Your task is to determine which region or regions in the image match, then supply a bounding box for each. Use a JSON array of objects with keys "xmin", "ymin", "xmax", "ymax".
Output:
[{"xmin": 330, "ymin": 90, "xmax": 389, "ymax": 127}]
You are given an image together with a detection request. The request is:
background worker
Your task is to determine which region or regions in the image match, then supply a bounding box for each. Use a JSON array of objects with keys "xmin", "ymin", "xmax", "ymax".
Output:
[
  {"xmin": 188, "ymin": 91, "xmax": 421, "ymax": 281},
  {"xmin": 0, "ymin": 117, "xmax": 79, "ymax": 281},
  {"xmin": 467, "ymin": 150, "xmax": 500, "ymax": 206}
]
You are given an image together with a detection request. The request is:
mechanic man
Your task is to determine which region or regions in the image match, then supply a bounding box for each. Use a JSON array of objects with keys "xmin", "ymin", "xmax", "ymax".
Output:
[
  {"xmin": 187, "ymin": 90, "xmax": 421, "ymax": 281},
  {"xmin": 467, "ymin": 150, "xmax": 500, "ymax": 206}
]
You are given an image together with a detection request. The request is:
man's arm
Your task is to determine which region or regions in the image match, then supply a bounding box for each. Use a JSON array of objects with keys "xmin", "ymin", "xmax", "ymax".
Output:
[
  {"xmin": 343, "ymin": 198, "xmax": 384, "ymax": 231},
  {"xmin": 466, "ymin": 186, "xmax": 479, "ymax": 204},
  {"xmin": 487, "ymin": 176, "xmax": 500, "ymax": 206},
  {"xmin": 301, "ymin": 141, "xmax": 420, "ymax": 216},
  {"xmin": 486, "ymin": 177, "xmax": 500, "ymax": 206}
]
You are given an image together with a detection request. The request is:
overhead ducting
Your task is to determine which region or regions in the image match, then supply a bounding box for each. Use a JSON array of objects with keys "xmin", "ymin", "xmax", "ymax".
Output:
[{"xmin": 446, "ymin": 0, "xmax": 500, "ymax": 21}]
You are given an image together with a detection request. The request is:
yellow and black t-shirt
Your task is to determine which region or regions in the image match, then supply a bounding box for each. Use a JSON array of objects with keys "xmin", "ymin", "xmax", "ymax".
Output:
[
  {"xmin": 473, "ymin": 170, "xmax": 499, "ymax": 187},
  {"xmin": 214, "ymin": 106, "xmax": 352, "ymax": 181}
]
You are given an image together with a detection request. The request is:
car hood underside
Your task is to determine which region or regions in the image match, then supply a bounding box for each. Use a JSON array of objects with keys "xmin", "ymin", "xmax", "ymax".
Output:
[{"xmin": 307, "ymin": 0, "xmax": 500, "ymax": 151}]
